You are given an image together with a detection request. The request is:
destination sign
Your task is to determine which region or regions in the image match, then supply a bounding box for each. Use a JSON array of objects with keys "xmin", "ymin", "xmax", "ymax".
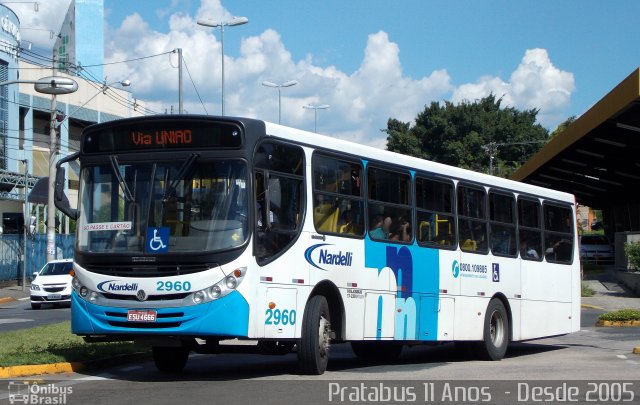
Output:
[{"xmin": 82, "ymin": 119, "xmax": 243, "ymax": 153}]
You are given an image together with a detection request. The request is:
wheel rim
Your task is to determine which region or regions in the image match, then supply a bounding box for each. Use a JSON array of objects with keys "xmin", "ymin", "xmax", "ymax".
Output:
[
  {"xmin": 490, "ymin": 310, "xmax": 505, "ymax": 347},
  {"xmin": 317, "ymin": 315, "xmax": 331, "ymax": 357}
]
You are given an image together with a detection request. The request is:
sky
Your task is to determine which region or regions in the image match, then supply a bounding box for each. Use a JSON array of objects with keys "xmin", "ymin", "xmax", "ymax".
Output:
[{"xmin": 8, "ymin": 0, "xmax": 640, "ymax": 148}]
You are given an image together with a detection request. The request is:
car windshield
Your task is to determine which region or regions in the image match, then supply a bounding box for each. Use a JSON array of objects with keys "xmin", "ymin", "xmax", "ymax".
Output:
[
  {"xmin": 581, "ymin": 235, "xmax": 609, "ymax": 245},
  {"xmin": 76, "ymin": 159, "xmax": 248, "ymax": 254},
  {"xmin": 39, "ymin": 262, "xmax": 73, "ymax": 276}
]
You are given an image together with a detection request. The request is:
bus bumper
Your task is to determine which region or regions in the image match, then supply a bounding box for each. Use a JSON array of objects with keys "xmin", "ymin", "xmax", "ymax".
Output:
[{"xmin": 71, "ymin": 291, "xmax": 249, "ymax": 337}]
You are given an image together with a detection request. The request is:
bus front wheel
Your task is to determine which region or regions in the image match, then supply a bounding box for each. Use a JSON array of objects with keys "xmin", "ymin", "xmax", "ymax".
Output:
[
  {"xmin": 477, "ymin": 299, "xmax": 509, "ymax": 361},
  {"xmin": 152, "ymin": 346, "xmax": 189, "ymax": 373},
  {"xmin": 297, "ymin": 295, "xmax": 331, "ymax": 375}
]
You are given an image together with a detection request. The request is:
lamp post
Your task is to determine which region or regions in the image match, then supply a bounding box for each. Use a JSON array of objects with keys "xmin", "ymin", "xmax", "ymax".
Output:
[
  {"xmin": 0, "ymin": 75, "xmax": 79, "ymax": 263},
  {"xmin": 262, "ymin": 80, "xmax": 298, "ymax": 124},
  {"xmin": 197, "ymin": 16, "xmax": 248, "ymax": 116},
  {"xmin": 303, "ymin": 103, "xmax": 330, "ymax": 133}
]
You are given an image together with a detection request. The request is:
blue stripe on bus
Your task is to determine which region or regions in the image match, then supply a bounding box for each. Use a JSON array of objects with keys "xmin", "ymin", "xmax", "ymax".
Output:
[
  {"xmin": 71, "ymin": 290, "xmax": 250, "ymax": 337},
  {"xmin": 364, "ymin": 238, "xmax": 440, "ymax": 341}
]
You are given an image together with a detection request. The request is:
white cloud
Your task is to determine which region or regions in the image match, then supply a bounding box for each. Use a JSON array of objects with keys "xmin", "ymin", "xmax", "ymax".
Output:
[
  {"xmin": 11, "ymin": 1, "xmax": 575, "ymax": 148},
  {"xmin": 7, "ymin": 0, "xmax": 71, "ymax": 49},
  {"xmin": 452, "ymin": 48, "xmax": 575, "ymax": 128}
]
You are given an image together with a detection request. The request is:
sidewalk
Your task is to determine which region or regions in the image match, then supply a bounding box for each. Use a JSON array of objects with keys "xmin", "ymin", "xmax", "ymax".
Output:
[
  {"xmin": 0, "ymin": 283, "xmax": 30, "ymax": 304},
  {"xmin": 582, "ymin": 266, "xmax": 640, "ymax": 311}
]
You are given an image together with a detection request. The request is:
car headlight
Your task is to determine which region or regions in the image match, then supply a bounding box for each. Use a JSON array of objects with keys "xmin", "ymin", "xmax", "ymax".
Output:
[{"xmin": 30, "ymin": 284, "xmax": 40, "ymax": 291}]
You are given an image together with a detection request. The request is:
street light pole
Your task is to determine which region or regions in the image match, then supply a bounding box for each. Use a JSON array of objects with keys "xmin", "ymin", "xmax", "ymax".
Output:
[
  {"xmin": 262, "ymin": 80, "xmax": 298, "ymax": 124},
  {"xmin": 46, "ymin": 50, "xmax": 59, "ymax": 263},
  {"xmin": 303, "ymin": 103, "xmax": 330, "ymax": 133},
  {"xmin": 21, "ymin": 159, "xmax": 29, "ymax": 291},
  {"xmin": 197, "ymin": 16, "xmax": 248, "ymax": 116}
]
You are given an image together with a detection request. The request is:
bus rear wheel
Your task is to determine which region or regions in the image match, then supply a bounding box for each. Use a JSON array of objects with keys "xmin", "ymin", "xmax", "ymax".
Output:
[
  {"xmin": 152, "ymin": 346, "xmax": 189, "ymax": 373},
  {"xmin": 476, "ymin": 299, "xmax": 509, "ymax": 361},
  {"xmin": 297, "ymin": 295, "xmax": 331, "ymax": 375}
]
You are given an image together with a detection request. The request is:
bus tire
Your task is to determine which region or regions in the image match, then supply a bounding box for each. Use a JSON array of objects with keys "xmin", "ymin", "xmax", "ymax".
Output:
[
  {"xmin": 297, "ymin": 295, "xmax": 331, "ymax": 375},
  {"xmin": 351, "ymin": 341, "xmax": 403, "ymax": 363},
  {"xmin": 152, "ymin": 346, "xmax": 189, "ymax": 373},
  {"xmin": 477, "ymin": 299, "xmax": 509, "ymax": 361}
]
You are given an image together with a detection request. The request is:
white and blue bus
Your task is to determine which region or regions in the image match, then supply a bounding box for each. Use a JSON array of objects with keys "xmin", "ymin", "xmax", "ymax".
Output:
[{"xmin": 55, "ymin": 115, "xmax": 580, "ymax": 374}]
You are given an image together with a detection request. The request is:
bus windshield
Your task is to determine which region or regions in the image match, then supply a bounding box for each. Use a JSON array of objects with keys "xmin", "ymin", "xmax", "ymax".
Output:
[{"xmin": 76, "ymin": 158, "xmax": 248, "ymax": 254}]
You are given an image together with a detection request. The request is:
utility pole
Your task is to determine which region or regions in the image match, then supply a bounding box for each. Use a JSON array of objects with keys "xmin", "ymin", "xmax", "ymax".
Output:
[
  {"xmin": 177, "ymin": 48, "xmax": 183, "ymax": 113},
  {"xmin": 22, "ymin": 159, "xmax": 29, "ymax": 291},
  {"xmin": 46, "ymin": 49, "xmax": 58, "ymax": 263}
]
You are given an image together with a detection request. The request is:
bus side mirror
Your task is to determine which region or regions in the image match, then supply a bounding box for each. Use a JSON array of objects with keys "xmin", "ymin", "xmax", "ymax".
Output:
[{"xmin": 55, "ymin": 158, "xmax": 78, "ymax": 220}]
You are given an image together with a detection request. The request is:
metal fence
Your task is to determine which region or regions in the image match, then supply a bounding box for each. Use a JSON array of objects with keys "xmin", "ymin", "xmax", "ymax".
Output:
[{"xmin": 0, "ymin": 234, "xmax": 75, "ymax": 283}]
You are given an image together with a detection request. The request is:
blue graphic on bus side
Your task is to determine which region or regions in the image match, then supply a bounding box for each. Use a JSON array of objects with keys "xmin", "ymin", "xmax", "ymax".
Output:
[
  {"xmin": 305, "ymin": 243, "xmax": 354, "ymax": 271},
  {"xmin": 146, "ymin": 227, "xmax": 169, "ymax": 253},
  {"xmin": 452, "ymin": 260, "xmax": 460, "ymax": 278},
  {"xmin": 364, "ymin": 239, "xmax": 440, "ymax": 342}
]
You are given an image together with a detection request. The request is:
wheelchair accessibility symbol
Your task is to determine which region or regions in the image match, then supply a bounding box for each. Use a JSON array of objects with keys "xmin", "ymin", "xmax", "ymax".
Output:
[{"xmin": 146, "ymin": 227, "xmax": 169, "ymax": 253}]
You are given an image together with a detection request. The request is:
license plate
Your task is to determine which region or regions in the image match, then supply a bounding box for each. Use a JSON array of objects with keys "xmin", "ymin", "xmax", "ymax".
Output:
[
  {"xmin": 47, "ymin": 294, "xmax": 61, "ymax": 300},
  {"xmin": 127, "ymin": 310, "xmax": 157, "ymax": 322}
]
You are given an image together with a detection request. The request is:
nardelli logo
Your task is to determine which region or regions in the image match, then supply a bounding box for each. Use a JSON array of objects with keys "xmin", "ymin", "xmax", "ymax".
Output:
[{"xmin": 305, "ymin": 243, "xmax": 353, "ymax": 271}]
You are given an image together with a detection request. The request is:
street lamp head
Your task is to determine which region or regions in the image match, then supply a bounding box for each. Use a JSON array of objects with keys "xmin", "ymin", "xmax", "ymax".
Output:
[
  {"xmin": 262, "ymin": 81, "xmax": 278, "ymax": 88},
  {"xmin": 281, "ymin": 80, "xmax": 298, "ymax": 88},
  {"xmin": 197, "ymin": 16, "xmax": 248, "ymax": 28},
  {"xmin": 119, "ymin": 80, "xmax": 131, "ymax": 87},
  {"xmin": 304, "ymin": 104, "xmax": 330, "ymax": 110},
  {"xmin": 34, "ymin": 76, "xmax": 78, "ymax": 95},
  {"xmin": 228, "ymin": 16, "xmax": 249, "ymax": 26}
]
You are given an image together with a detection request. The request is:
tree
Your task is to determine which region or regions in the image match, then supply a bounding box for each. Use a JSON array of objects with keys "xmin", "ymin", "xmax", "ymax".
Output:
[
  {"xmin": 384, "ymin": 95, "xmax": 549, "ymax": 177},
  {"xmin": 550, "ymin": 116, "xmax": 576, "ymax": 139}
]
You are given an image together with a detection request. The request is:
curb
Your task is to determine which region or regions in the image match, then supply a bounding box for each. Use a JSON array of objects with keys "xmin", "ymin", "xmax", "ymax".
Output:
[
  {"xmin": 0, "ymin": 352, "xmax": 149, "ymax": 378},
  {"xmin": 595, "ymin": 320, "xmax": 640, "ymax": 327},
  {"xmin": 581, "ymin": 304, "xmax": 604, "ymax": 310},
  {"xmin": 0, "ymin": 297, "xmax": 16, "ymax": 305},
  {"xmin": 0, "ymin": 362, "xmax": 84, "ymax": 378}
]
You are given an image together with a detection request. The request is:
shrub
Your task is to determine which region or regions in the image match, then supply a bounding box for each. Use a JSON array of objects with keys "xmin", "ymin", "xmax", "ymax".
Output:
[
  {"xmin": 623, "ymin": 241, "xmax": 640, "ymax": 270},
  {"xmin": 598, "ymin": 308, "xmax": 640, "ymax": 322}
]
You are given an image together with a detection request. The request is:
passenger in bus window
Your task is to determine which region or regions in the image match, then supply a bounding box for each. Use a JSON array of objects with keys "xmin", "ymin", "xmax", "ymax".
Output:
[
  {"xmin": 389, "ymin": 217, "xmax": 411, "ymax": 242},
  {"xmin": 520, "ymin": 239, "xmax": 539, "ymax": 259},
  {"xmin": 370, "ymin": 215, "xmax": 391, "ymax": 240}
]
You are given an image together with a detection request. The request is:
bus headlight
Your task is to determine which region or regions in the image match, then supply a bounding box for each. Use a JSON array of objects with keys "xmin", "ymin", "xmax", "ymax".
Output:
[
  {"xmin": 89, "ymin": 292, "xmax": 99, "ymax": 302},
  {"xmin": 72, "ymin": 277, "xmax": 81, "ymax": 290},
  {"xmin": 209, "ymin": 284, "xmax": 222, "ymax": 299},
  {"xmin": 225, "ymin": 275, "xmax": 238, "ymax": 290},
  {"xmin": 193, "ymin": 290, "xmax": 206, "ymax": 304},
  {"xmin": 79, "ymin": 286, "xmax": 89, "ymax": 297}
]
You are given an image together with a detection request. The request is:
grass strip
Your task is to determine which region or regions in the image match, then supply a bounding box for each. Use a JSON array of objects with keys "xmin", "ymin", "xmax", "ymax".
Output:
[
  {"xmin": 0, "ymin": 321, "xmax": 149, "ymax": 367},
  {"xmin": 581, "ymin": 282, "xmax": 596, "ymax": 297},
  {"xmin": 598, "ymin": 308, "xmax": 640, "ymax": 322}
]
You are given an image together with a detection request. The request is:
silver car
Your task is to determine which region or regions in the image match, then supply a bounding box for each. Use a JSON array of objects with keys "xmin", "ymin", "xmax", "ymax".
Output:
[{"xmin": 579, "ymin": 235, "xmax": 613, "ymax": 263}]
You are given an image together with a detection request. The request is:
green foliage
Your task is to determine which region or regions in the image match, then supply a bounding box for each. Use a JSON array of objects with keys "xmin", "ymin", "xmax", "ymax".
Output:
[
  {"xmin": 384, "ymin": 94, "xmax": 549, "ymax": 177},
  {"xmin": 598, "ymin": 308, "xmax": 640, "ymax": 322},
  {"xmin": 581, "ymin": 282, "xmax": 595, "ymax": 297},
  {"xmin": 550, "ymin": 116, "xmax": 576, "ymax": 139},
  {"xmin": 623, "ymin": 241, "xmax": 640, "ymax": 271}
]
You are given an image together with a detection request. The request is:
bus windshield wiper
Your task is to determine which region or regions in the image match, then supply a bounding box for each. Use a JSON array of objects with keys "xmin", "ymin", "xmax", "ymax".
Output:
[
  {"xmin": 162, "ymin": 153, "xmax": 199, "ymax": 202},
  {"xmin": 110, "ymin": 155, "xmax": 135, "ymax": 202}
]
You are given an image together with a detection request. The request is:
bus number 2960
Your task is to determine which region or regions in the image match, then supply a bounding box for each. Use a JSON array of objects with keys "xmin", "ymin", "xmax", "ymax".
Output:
[{"xmin": 265, "ymin": 308, "xmax": 296, "ymax": 325}]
